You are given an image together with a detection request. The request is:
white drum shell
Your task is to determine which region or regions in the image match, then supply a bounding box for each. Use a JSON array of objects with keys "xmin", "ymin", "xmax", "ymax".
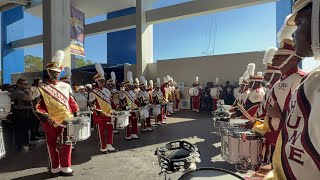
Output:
[
  {"xmin": 116, "ymin": 111, "xmax": 130, "ymax": 128},
  {"xmin": 0, "ymin": 126, "xmax": 5, "ymax": 159},
  {"xmin": 67, "ymin": 116, "xmax": 91, "ymax": 142},
  {"xmin": 221, "ymin": 128, "xmax": 261, "ymax": 169},
  {"xmin": 152, "ymin": 105, "xmax": 161, "ymax": 115},
  {"xmin": 188, "ymin": 88, "xmax": 199, "ymax": 96},
  {"xmin": 0, "ymin": 92, "xmax": 11, "ymax": 119},
  {"xmin": 73, "ymin": 93, "xmax": 88, "ymax": 111},
  {"xmin": 140, "ymin": 106, "xmax": 149, "ymax": 119},
  {"xmin": 214, "ymin": 119, "xmax": 248, "ymax": 128},
  {"xmin": 179, "ymin": 168, "xmax": 243, "ymax": 180}
]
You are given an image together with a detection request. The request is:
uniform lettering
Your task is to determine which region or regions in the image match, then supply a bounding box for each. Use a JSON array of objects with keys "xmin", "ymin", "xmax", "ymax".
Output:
[
  {"xmin": 287, "ymin": 116, "xmax": 302, "ymax": 129},
  {"xmin": 288, "ymin": 130, "xmax": 301, "ymax": 145},
  {"xmin": 289, "ymin": 145, "xmax": 305, "ymax": 166}
]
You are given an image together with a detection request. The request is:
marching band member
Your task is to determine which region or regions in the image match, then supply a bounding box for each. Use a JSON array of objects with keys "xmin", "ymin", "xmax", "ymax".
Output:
[
  {"xmin": 161, "ymin": 77, "xmax": 169, "ymax": 118},
  {"xmin": 167, "ymin": 76, "xmax": 175, "ymax": 115},
  {"xmin": 137, "ymin": 76, "xmax": 153, "ymax": 132},
  {"xmin": 106, "ymin": 72, "xmax": 120, "ymax": 134},
  {"xmin": 35, "ymin": 50, "xmax": 79, "ymax": 176},
  {"xmin": 210, "ymin": 77, "xmax": 222, "ymax": 111},
  {"xmin": 265, "ymin": 21, "xmax": 306, "ymax": 147},
  {"xmin": 119, "ymin": 71, "xmax": 140, "ymax": 140},
  {"xmin": 89, "ymin": 64, "xmax": 117, "ymax": 153},
  {"xmin": 239, "ymin": 71, "xmax": 251, "ymax": 106},
  {"xmin": 153, "ymin": 78, "xmax": 165, "ymax": 125},
  {"xmin": 173, "ymin": 81, "xmax": 182, "ymax": 111},
  {"xmin": 191, "ymin": 77, "xmax": 202, "ymax": 112},
  {"xmin": 269, "ymin": 2, "xmax": 320, "ymax": 179}
]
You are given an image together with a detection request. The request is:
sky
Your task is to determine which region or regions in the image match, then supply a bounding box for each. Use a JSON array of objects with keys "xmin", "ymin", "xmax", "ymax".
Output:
[{"xmin": 4, "ymin": 0, "xmax": 320, "ymax": 72}]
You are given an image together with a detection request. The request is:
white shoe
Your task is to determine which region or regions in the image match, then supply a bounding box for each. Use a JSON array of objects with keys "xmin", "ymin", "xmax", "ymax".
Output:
[
  {"xmin": 146, "ymin": 127, "xmax": 153, "ymax": 131},
  {"xmin": 196, "ymin": 110, "xmax": 199, "ymax": 113},
  {"xmin": 142, "ymin": 129, "xmax": 147, "ymax": 132},
  {"xmin": 125, "ymin": 136, "xmax": 132, "ymax": 140},
  {"xmin": 100, "ymin": 148, "xmax": 108, "ymax": 153},
  {"xmin": 51, "ymin": 167, "xmax": 60, "ymax": 174},
  {"xmin": 106, "ymin": 144, "xmax": 116, "ymax": 151},
  {"xmin": 161, "ymin": 121, "xmax": 166, "ymax": 124},
  {"xmin": 60, "ymin": 167, "xmax": 73, "ymax": 173},
  {"xmin": 164, "ymin": 116, "xmax": 167, "ymax": 119},
  {"xmin": 131, "ymin": 134, "xmax": 140, "ymax": 139}
]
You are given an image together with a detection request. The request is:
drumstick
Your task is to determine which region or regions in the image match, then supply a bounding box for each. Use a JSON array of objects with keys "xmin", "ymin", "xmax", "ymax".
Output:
[{"xmin": 236, "ymin": 103, "xmax": 255, "ymax": 122}]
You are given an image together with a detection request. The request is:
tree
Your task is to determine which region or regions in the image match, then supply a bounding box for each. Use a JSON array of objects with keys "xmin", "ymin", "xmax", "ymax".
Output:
[
  {"xmin": 24, "ymin": 55, "xmax": 43, "ymax": 72},
  {"xmin": 76, "ymin": 57, "xmax": 93, "ymax": 68}
]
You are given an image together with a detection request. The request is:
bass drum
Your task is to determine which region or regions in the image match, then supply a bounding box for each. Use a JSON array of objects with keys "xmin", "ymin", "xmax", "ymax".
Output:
[
  {"xmin": 0, "ymin": 91, "xmax": 11, "ymax": 119},
  {"xmin": 188, "ymin": 88, "xmax": 199, "ymax": 97},
  {"xmin": 179, "ymin": 168, "xmax": 244, "ymax": 180},
  {"xmin": 73, "ymin": 93, "xmax": 88, "ymax": 111}
]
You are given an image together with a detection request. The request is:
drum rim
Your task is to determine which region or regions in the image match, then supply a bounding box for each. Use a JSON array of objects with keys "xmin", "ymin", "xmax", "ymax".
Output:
[{"xmin": 178, "ymin": 167, "xmax": 245, "ymax": 180}]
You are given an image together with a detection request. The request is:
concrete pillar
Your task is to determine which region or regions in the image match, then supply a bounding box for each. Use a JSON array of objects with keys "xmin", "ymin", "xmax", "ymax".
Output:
[
  {"xmin": 107, "ymin": 7, "xmax": 136, "ymax": 65},
  {"xmin": 1, "ymin": 6, "xmax": 24, "ymax": 84},
  {"xmin": 43, "ymin": 0, "xmax": 71, "ymax": 71},
  {"xmin": 136, "ymin": 0, "xmax": 154, "ymax": 77}
]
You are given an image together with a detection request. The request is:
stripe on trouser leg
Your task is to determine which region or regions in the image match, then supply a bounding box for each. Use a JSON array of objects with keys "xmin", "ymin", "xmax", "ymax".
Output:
[{"xmin": 97, "ymin": 124, "xmax": 103, "ymax": 149}]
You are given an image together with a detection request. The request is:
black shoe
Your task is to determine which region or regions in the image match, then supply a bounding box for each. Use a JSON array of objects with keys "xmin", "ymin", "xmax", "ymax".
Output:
[
  {"xmin": 35, "ymin": 132, "xmax": 45, "ymax": 137},
  {"xmin": 30, "ymin": 137, "xmax": 39, "ymax": 141},
  {"xmin": 59, "ymin": 171, "xmax": 74, "ymax": 176},
  {"xmin": 50, "ymin": 172, "xmax": 60, "ymax": 177}
]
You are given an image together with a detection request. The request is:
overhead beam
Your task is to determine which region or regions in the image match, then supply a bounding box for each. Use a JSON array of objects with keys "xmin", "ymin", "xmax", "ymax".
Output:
[
  {"xmin": 10, "ymin": 14, "xmax": 136, "ymax": 49},
  {"xmin": 146, "ymin": 0, "xmax": 277, "ymax": 24}
]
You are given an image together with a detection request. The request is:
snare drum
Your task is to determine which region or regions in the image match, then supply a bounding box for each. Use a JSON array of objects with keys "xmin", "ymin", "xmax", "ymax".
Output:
[
  {"xmin": 188, "ymin": 88, "xmax": 199, "ymax": 96},
  {"xmin": 116, "ymin": 111, "xmax": 130, "ymax": 128},
  {"xmin": 221, "ymin": 128, "xmax": 262, "ymax": 171},
  {"xmin": 0, "ymin": 125, "xmax": 5, "ymax": 159},
  {"xmin": 65, "ymin": 116, "xmax": 91, "ymax": 144},
  {"xmin": 140, "ymin": 106, "xmax": 150, "ymax": 120},
  {"xmin": 179, "ymin": 168, "xmax": 244, "ymax": 180},
  {"xmin": 214, "ymin": 118, "xmax": 249, "ymax": 128},
  {"xmin": 153, "ymin": 104, "xmax": 161, "ymax": 115},
  {"xmin": 0, "ymin": 91, "xmax": 11, "ymax": 119}
]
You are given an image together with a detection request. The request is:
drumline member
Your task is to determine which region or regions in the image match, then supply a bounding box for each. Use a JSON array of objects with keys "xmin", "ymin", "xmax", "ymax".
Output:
[
  {"xmin": 89, "ymin": 63, "xmax": 117, "ymax": 153},
  {"xmin": 232, "ymin": 64, "xmax": 265, "ymax": 118},
  {"xmin": 210, "ymin": 77, "xmax": 222, "ymax": 111},
  {"xmin": 160, "ymin": 77, "xmax": 169, "ymax": 118},
  {"xmin": 35, "ymin": 50, "xmax": 79, "ymax": 176},
  {"xmin": 173, "ymin": 81, "xmax": 182, "ymax": 111},
  {"xmin": 265, "ymin": 22, "xmax": 306, "ymax": 147},
  {"xmin": 148, "ymin": 80, "xmax": 154, "ymax": 116},
  {"xmin": 268, "ymin": 1, "xmax": 320, "ymax": 179},
  {"xmin": 167, "ymin": 76, "xmax": 175, "ymax": 115},
  {"xmin": 152, "ymin": 78, "xmax": 165, "ymax": 125},
  {"xmin": 191, "ymin": 77, "xmax": 202, "ymax": 112},
  {"xmin": 137, "ymin": 76, "xmax": 153, "ymax": 132},
  {"xmin": 106, "ymin": 72, "xmax": 120, "ymax": 134},
  {"xmin": 119, "ymin": 71, "xmax": 140, "ymax": 140}
]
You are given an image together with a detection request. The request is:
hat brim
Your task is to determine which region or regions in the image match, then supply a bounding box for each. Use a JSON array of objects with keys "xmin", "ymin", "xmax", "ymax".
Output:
[{"xmin": 287, "ymin": 1, "xmax": 312, "ymax": 26}]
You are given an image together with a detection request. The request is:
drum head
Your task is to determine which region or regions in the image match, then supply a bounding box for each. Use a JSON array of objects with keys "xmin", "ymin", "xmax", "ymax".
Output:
[{"xmin": 179, "ymin": 168, "xmax": 244, "ymax": 180}]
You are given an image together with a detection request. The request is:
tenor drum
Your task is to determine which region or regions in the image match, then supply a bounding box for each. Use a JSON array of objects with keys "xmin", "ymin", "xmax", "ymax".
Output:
[
  {"xmin": 188, "ymin": 88, "xmax": 199, "ymax": 96},
  {"xmin": 214, "ymin": 118, "xmax": 248, "ymax": 128},
  {"xmin": 0, "ymin": 125, "xmax": 5, "ymax": 159},
  {"xmin": 116, "ymin": 111, "xmax": 130, "ymax": 128},
  {"xmin": 140, "ymin": 106, "xmax": 150, "ymax": 120},
  {"xmin": 65, "ymin": 116, "xmax": 91, "ymax": 143},
  {"xmin": 221, "ymin": 128, "xmax": 262, "ymax": 171},
  {"xmin": 179, "ymin": 168, "xmax": 244, "ymax": 180},
  {"xmin": 152, "ymin": 104, "xmax": 161, "ymax": 116},
  {"xmin": 0, "ymin": 91, "xmax": 11, "ymax": 119},
  {"xmin": 73, "ymin": 93, "xmax": 88, "ymax": 111}
]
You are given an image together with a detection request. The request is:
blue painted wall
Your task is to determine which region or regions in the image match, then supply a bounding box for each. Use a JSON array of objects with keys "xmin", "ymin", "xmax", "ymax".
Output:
[
  {"xmin": 1, "ymin": 6, "xmax": 24, "ymax": 84},
  {"xmin": 107, "ymin": 7, "xmax": 136, "ymax": 65},
  {"xmin": 276, "ymin": 0, "xmax": 292, "ymax": 45}
]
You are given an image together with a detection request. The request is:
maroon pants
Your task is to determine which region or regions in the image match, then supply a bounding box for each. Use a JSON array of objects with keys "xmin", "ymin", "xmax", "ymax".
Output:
[
  {"xmin": 192, "ymin": 96, "xmax": 200, "ymax": 110},
  {"xmin": 93, "ymin": 114, "xmax": 114, "ymax": 149},
  {"xmin": 156, "ymin": 107, "xmax": 164, "ymax": 124},
  {"xmin": 175, "ymin": 99, "xmax": 180, "ymax": 110},
  {"xmin": 141, "ymin": 117, "xmax": 152, "ymax": 129},
  {"xmin": 43, "ymin": 122, "xmax": 72, "ymax": 169},
  {"xmin": 212, "ymin": 98, "xmax": 218, "ymax": 111},
  {"xmin": 125, "ymin": 112, "xmax": 138, "ymax": 138}
]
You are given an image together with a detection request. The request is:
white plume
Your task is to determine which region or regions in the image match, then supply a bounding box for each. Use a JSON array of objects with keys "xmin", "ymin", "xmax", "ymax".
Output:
[
  {"xmin": 140, "ymin": 76, "xmax": 146, "ymax": 84},
  {"xmin": 111, "ymin": 71, "xmax": 116, "ymax": 81},
  {"xmin": 257, "ymin": 72, "xmax": 263, "ymax": 76},
  {"xmin": 64, "ymin": 67, "xmax": 72, "ymax": 78},
  {"xmin": 157, "ymin": 78, "xmax": 161, "ymax": 85},
  {"xmin": 263, "ymin": 47, "xmax": 277, "ymax": 65},
  {"xmin": 135, "ymin": 78, "xmax": 139, "ymax": 85},
  {"xmin": 52, "ymin": 50, "xmax": 65, "ymax": 64},
  {"xmin": 239, "ymin": 77, "xmax": 244, "ymax": 84},
  {"xmin": 149, "ymin": 80, "xmax": 154, "ymax": 87},
  {"xmin": 163, "ymin": 77, "xmax": 168, "ymax": 83},
  {"xmin": 247, "ymin": 63, "xmax": 255, "ymax": 76},
  {"xmin": 95, "ymin": 63, "xmax": 105, "ymax": 76},
  {"xmin": 243, "ymin": 71, "xmax": 249, "ymax": 80},
  {"xmin": 196, "ymin": 77, "xmax": 199, "ymax": 82},
  {"xmin": 144, "ymin": 80, "xmax": 148, "ymax": 86},
  {"xmin": 277, "ymin": 15, "xmax": 297, "ymax": 44},
  {"xmin": 215, "ymin": 77, "xmax": 219, "ymax": 84}
]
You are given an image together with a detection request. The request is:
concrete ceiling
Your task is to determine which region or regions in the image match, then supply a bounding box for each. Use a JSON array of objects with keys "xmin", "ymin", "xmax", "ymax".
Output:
[{"xmin": 24, "ymin": 0, "xmax": 137, "ymax": 18}]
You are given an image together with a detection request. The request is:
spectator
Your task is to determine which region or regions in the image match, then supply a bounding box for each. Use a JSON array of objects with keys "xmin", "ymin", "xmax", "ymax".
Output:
[
  {"xmin": 223, "ymin": 81, "xmax": 234, "ymax": 105},
  {"xmin": 11, "ymin": 78, "xmax": 33, "ymax": 151},
  {"xmin": 30, "ymin": 78, "xmax": 44, "ymax": 140}
]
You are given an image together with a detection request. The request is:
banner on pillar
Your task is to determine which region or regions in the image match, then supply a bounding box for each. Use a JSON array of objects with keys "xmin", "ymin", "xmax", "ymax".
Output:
[{"xmin": 70, "ymin": 7, "xmax": 85, "ymax": 56}]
